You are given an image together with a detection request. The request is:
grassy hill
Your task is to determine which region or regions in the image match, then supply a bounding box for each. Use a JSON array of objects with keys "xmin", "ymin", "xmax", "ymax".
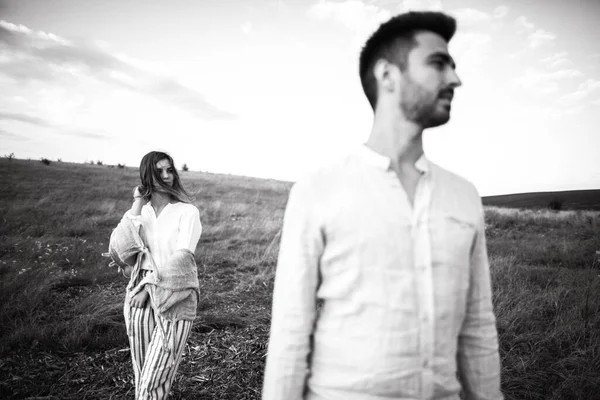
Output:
[
  {"xmin": 1, "ymin": 158, "xmax": 599, "ymax": 399},
  {"xmin": 483, "ymin": 189, "xmax": 600, "ymax": 211}
]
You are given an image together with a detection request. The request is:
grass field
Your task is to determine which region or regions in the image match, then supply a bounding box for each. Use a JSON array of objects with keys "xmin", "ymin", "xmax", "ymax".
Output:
[{"xmin": 0, "ymin": 158, "xmax": 599, "ymax": 399}]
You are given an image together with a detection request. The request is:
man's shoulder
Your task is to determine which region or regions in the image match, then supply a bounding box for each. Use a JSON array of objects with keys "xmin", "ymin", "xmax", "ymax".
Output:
[
  {"xmin": 431, "ymin": 162, "xmax": 480, "ymax": 198},
  {"xmin": 293, "ymin": 151, "xmax": 358, "ymax": 190},
  {"xmin": 430, "ymin": 162, "xmax": 483, "ymax": 219}
]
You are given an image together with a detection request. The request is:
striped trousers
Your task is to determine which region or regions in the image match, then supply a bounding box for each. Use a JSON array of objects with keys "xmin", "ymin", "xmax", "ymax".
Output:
[{"xmin": 124, "ymin": 272, "xmax": 193, "ymax": 399}]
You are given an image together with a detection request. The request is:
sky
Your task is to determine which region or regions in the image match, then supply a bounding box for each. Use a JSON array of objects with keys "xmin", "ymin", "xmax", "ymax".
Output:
[{"xmin": 1, "ymin": 0, "xmax": 599, "ymax": 196}]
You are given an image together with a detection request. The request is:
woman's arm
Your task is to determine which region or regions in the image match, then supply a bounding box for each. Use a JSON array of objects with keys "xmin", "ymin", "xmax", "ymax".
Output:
[
  {"xmin": 107, "ymin": 187, "xmax": 148, "ymax": 271},
  {"xmin": 130, "ymin": 186, "xmax": 147, "ymax": 216},
  {"xmin": 121, "ymin": 186, "xmax": 150, "ymax": 305}
]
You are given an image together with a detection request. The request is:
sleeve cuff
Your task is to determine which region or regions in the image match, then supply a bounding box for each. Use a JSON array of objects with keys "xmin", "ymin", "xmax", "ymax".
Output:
[{"xmin": 124, "ymin": 210, "xmax": 143, "ymax": 227}]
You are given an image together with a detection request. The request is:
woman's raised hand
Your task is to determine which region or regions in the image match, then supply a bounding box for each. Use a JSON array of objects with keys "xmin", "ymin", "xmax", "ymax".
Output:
[
  {"xmin": 133, "ymin": 186, "xmax": 143, "ymax": 199},
  {"xmin": 132, "ymin": 186, "xmax": 149, "ymax": 202},
  {"xmin": 130, "ymin": 186, "xmax": 147, "ymax": 216}
]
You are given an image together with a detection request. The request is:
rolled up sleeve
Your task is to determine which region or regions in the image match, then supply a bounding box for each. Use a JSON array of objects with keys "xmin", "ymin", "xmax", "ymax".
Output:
[{"xmin": 175, "ymin": 206, "xmax": 202, "ymax": 253}]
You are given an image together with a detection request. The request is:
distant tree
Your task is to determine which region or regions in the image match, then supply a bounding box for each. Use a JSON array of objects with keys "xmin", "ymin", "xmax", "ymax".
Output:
[
  {"xmin": 40, "ymin": 158, "xmax": 51, "ymax": 165},
  {"xmin": 548, "ymin": 198, "xmax": 563, "ymax": 211},
  {"xmin": 57, "ymin": 158, "xmax": 62, "ymax": 162},
  {"xmin": 5, "ymin": 152, "xmax": 15, "ymax": 161},
  {"xmin": 182, "ymin": 163, "xmax": 189, "ymax": 172},
  {"xmin": 117, "ymin": 163, "xmax": 125, "ymax": 169},
  {"xmin": 96, "ymin": 160, "xmax": 103, "ymax": 166}
]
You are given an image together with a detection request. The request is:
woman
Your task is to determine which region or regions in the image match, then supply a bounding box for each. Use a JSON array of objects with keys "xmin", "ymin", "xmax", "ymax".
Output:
[{"xmin": 107, "ymin": 151, "xmax": 202, "ymax": 399}]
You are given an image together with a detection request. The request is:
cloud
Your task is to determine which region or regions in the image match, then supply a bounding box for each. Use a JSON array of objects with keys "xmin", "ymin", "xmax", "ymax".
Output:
[
  {"xmin": 449, "ymin": 32, "xmax": 492, "ymax": 58},
  {"xmin": 515, "ymin": 16, "xmax": 534, "ymax": 31},
  {"xmin": 540, "ymin": 51, "xmax": 574, "ymax": 69},
  {"xmin": 492, "ymin": 6, "xmax": 509, "ymax": 19},
  {"xmin": 61, "ymin": 129, "xmax": 108, "ymax": 140},
  {"xmin": 0, "ymin": 20, "xmax": 235, "ymax": 120},
  {"xmin": 513, "ymin": 68, "xmax": 584, "ymax": 96},
  {"xmin": 266, "ymin": 0, "xmax": 286, "ymax": 8},
  {"xmin": 588, "ymin": 53, "xmax": 600, "ymax": 62},
  {"xmin": 0, "ymin": 111, "xmax": 53, "ymax": 127},
  {"xmin": 559, "ymin": 79, "xmax": 600, "ymax": 107},
  {"xmin": 450, "ymin": 8, "xmax": 492, "ymax": 28},
  {"xmin": 399, "ymin": 0, "xmax": 442, "ymax": 12},
  {"xmin": 0, "ymin": 129, "xmax": 28, "ymax": 141},
  {"xmin": 307, "ymin": 2, "xmax": 498, "ymax": 76},
  {"xmin": 512, "ymin": 16, "xmax": 556, "ymax": 49},
  {"xmin": 143, "ymin": 77, "xmax": 234, "ymax": 118},
  {"xmin": 307, "ymin": 0, "xmax": 391, "ymax": 35},
  {"xmin": 241, "ymin": 21, "xmax": 253, "ymax": 35},
  {"xmin": 528, "ymin": 29, "xmax": 555, "ymax": 49},
  {"xmin": 0, "ymin": 110, "xmax": 109, "ymax": 139},
  {"xmin": 449, "ymin": 31, "xmax": 492, "ymax": 73},
  {"xmin": 448, "ymin": 6, "xmax": 508, "ymax": 32},
  {"xmin": 306, "ymin": 0, "xmax": 447, "ymax": 45}
]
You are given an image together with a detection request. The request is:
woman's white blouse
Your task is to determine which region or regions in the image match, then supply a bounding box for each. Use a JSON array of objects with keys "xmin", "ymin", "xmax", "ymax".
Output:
[{"xmin": 126, "ymin": 202, "xmax": 202, "ymax": 271}]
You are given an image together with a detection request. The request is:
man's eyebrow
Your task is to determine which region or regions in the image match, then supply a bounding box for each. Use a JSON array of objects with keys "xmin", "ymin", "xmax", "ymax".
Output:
[{"xmin": 428, "ymin": 52, "xmax": 456, "ymax": 68}]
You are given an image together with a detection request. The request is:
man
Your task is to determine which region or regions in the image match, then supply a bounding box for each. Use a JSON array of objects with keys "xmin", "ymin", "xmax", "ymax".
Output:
[{"xmin": 262, "ymin": 11, "xmax": 503, "ymax": 400}]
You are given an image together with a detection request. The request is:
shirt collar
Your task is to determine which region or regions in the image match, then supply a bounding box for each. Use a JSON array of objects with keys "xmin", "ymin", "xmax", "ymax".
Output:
[
  {"xmin": 356, "ymin": 144, "xmax": 430, "ymax": 174},
  {"xmin": 415, "ymin": 152, "xmax": 430, "ymax": 174}
]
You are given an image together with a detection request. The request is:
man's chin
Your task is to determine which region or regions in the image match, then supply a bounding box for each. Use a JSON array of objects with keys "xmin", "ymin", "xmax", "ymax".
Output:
[{"xmin": 422, "ymin": 112, "xmax": 450, "ymax": 128}]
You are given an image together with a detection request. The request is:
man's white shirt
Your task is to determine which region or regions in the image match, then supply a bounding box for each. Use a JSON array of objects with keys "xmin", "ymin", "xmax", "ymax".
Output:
[{"xmin": 263, "ymin": 145, "xmax": 503, "ymax": 400}]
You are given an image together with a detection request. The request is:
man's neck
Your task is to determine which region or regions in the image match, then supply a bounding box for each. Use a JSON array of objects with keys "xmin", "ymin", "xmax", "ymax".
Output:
[{"xmin": 366, "ymin": 106, "xmax": 424, "ymax": 169}]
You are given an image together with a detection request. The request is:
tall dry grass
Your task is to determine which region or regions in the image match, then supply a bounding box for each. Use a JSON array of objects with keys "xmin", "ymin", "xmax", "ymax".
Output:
[
  {"xmin": 484, "ymin": 206, "xmax": 600, "ymax": 398},
  {"xmin": 1, "ymin": 158, "xmax": 599, "ymax": 398}
]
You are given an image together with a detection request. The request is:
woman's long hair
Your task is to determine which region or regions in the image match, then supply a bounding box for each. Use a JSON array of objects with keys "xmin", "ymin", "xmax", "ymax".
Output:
[{"xmin": 138, "ymin": 151, "xmax": 193, "ymax": 203}]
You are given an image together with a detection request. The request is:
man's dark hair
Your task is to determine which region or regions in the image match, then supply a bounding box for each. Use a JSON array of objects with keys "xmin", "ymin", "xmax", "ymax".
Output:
[{"xmin": 359, "ymin": 11, "xmax": 457, "ymax": 109}]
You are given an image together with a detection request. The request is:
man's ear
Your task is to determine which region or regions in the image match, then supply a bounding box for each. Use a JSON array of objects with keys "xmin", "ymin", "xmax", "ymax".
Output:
[{"xmin": 373, "ymin": 59, "xmax": 397, "ymax": 93}]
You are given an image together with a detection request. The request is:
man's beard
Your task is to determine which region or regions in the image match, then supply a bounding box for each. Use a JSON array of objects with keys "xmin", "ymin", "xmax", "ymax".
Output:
[{"xmin": 400, "ymin": 78, "xmax": 451, "ymax": 128}]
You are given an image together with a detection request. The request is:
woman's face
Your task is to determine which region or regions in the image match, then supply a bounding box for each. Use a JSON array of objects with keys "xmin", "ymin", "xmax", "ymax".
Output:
[{"xmin": 155, "ymin": 158, "xmax": 174, "ymax": 187}]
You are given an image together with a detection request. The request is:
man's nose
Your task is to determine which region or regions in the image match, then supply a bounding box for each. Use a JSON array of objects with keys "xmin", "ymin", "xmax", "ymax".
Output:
[{"xmin": 447, "ymin": 68, "xmax": 462, "ymax": 88}]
